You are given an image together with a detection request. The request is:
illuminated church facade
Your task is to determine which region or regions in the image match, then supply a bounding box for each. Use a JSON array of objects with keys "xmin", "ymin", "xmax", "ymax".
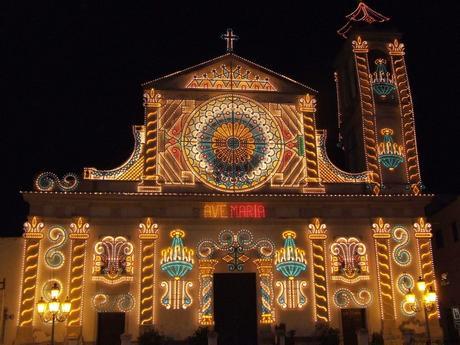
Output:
[{"xmin": 5, "ymin": 3, "xmax": 443, "ymax": 345}]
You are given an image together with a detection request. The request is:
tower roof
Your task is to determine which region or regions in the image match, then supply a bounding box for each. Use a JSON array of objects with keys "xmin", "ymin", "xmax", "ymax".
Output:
[{"xmin": 337, "ymin": 1, "xmax": 390, "ymax": 38}]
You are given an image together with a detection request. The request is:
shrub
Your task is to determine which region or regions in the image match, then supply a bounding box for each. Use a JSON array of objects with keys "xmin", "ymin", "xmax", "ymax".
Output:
[
  {"xmin": 313, "ymin": 323, "xmax": 340, "ymax": 345},
  {"xmin": 187, "ymin": 327, "xmax": 209, "ymax": 345},
  {"xmin": 138, "ymin": 328, "xmax": 165, "ymax": 345},
  {"xmin": 371, "ymin": 332, "xmax": 384, "ymax": 345}
]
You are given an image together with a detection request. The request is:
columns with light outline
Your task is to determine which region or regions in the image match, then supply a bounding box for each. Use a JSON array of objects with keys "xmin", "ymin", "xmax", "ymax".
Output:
[
  {"xmin": 387, "ymin": 39, "xmax": 422, "ymax": 195},
  {"xmin": 139, "ymin": 218, "xmax": 159, "ymax": 327},
  {"xmin": 18, "ymin": 217, "xmax": 44, "ymax": 328},
  {"xmin": 352, "ymin": 36, "xmax": 381, "ymax": 195},
  {"xmin": 198, "ymin": 259, "xmax": 218, "ymax": 326},
  {"xmin": 254, "ymin": 258, "xmax": 275, "ymax": 324},
  {"xmin": 138, "ymin": 88, "xmax": 163, "ymax": 192},
  {"xmin": 298, "ymin": 94, "xmax": 323, "ymax": 192},
  {"xmin": 372, "ymin": 218, "xmax": 396, "ymax": 321},
  {"xmin": 413, "ymin": 218, "xmax": 439, "ymax": 319},
  {"xmin": 66, "ymin": 217, "xmax": 90, "ymax": 329},
  {"xmin": 307, "ymin": 218, "xmax": 330, "ymax": 322}
]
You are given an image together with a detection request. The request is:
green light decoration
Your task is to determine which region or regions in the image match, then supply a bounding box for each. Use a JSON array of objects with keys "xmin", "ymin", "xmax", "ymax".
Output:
[
  {"xmin": 377, "ymin": 128, "xmax": 404, "ymax": 171},
  {"xmin": 371, "ymin": 59, "xmax": 396, "ymax": 98},
  {"xmin": 275, "ymin": 231, "xmax": 307, "ymax": 279},
  {"xmin": 160, "ymin": 230, "xmax": 194, "ymax": 279}
]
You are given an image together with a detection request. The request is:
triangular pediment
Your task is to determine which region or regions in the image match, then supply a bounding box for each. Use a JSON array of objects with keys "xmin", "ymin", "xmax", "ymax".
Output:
[{"xmin": 143, "ymin": 53, "xmax": 316, "ymax": 94}]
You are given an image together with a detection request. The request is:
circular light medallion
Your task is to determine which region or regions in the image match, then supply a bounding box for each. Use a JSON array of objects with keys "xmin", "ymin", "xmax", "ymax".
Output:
[{"xmin": 182, "ymin": 95, "xmax": 283, "ymax": 192}]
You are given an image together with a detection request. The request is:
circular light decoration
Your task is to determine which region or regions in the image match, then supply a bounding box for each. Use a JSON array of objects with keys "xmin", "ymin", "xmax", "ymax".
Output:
[{"xmin": 182, "ymin": 95, "xmax": 283, "ymax": 192}]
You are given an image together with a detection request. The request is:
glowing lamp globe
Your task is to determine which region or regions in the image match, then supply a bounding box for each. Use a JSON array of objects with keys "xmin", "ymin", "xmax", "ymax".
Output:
[
  {"xmin": 405, "ymin": 290, "xmax": 416, "ymax": 304},
  {"xmin": 426, "ymin": 287, "xmax": 437, "ymax": 303},
  {"xmin": 416, "ymin": 277, "xmax": 426, "ymax": 292},
  {"xmin": 50, "ymin": 282, "xmax": 60, "ymax": 299},
  {"xmin": 61, "ymin": 296, "xmax": 71, "ymax": 314},
  {"xmin": 37, "ymin": 297, "xmax": 46, "ymax": 314},
  {"xmin": 48, "ymin": 299, "xmax": 60, "ymax": 313}
]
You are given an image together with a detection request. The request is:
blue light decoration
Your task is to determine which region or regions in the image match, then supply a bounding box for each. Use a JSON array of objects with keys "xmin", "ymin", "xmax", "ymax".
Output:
[
  {"xmin": 160, "ymin": 230, "xmax": 194, "ymax": 279},
  {"xmin": 275, "ymin": 231, "xmax": 307, "ymax": 279},
  {"xmin": 377, "ymin": 128, "xmax": 405, "ymax": 171},
  {"xmin": 371, "ymin": 59, "xmax": 396, "ymax": 99}
]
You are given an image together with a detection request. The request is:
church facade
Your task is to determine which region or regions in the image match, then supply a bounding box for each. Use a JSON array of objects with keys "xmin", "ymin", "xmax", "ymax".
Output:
[{"xmin": 6, "ymin": 3, "xmax": 443, "ymax": 345}]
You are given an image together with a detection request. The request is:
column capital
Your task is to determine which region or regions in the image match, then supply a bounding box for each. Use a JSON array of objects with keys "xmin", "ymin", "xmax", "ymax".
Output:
[
  {"xmin": 69, "ymin": 217, "xmax": 90, "ymax": 240},
  {"xmin": 352, "ymin": 36, "xmax": 369, "ymax": 53},
  {"xmin": 387, "ymin": 39, "xmax": 405, "ymax": 56},
  {"xmin": 308, "ymin": 218, "xmax": 327, "ymax": 239},
  {"xmin": 139, "ymin": 217, "xmax": 159, "ymax": 240},
  {"xmin": 297, "ymin": 93, "xmax": 317, "ymax": 113},
  {"xmin": 23, "ymin": 216, "xmax": 44, "ymax": 239},
  {"xmin": 414, "ymin": 217, "xmax": 432, "ymax": 238},
  {"xmin": 143, "ymin": 88, "xmax": 163, "ymax": 108},
  {"xmin": 372, "ymin": 217, "xmax": 391, "ymax": 238}
]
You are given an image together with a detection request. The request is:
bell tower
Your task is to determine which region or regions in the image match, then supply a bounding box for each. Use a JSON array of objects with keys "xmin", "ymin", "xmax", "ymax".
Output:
[{"xmin": 335, "ymin": 2, "xmax": 423, "ymax": 195}]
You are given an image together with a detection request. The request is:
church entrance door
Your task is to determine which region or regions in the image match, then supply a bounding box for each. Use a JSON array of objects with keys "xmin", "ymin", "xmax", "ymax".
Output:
[
  {"xmin": 213, "ymin": 273, "xmax": 258, "ymax": 345},
  {"xmin": 97, "ymin": 312, "xmax": 125, "ymax": 345},
  {"xmin": 341, "ymin": 308, "xmax": 366, "ymax": 345}
]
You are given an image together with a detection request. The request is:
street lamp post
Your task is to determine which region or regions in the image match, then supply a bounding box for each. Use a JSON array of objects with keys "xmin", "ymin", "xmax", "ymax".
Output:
[
  {"xmin": 405, "ymin": 276, "xmax": 437, "ymax": 345},
  {"xmin": 36, "ymin": 282, "xmax": 71, "ymax": 345}
]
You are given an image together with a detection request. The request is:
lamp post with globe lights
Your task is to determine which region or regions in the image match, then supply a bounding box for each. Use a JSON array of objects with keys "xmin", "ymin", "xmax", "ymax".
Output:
[
  {"xmin": 404, "ymin": 276, "xmax": 437, "ymax": 345},
  {"xmin": 36, "ymin": 282, "xmax": 71, "ymax": 345}
]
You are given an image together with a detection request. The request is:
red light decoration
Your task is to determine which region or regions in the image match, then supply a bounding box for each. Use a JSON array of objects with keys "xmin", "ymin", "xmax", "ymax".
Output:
[{"xmin": 203, "ymin": 203, "xmax": 266, "ymax": 219}]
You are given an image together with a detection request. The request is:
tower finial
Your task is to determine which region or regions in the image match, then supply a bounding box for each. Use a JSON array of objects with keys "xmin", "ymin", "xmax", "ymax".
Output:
[{"xmin": 221, "ymin": 28, "xmax": 238, "ymax": 53}]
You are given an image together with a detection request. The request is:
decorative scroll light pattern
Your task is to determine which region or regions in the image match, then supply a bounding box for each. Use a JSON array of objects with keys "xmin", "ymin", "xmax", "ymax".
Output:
[
  {"xmin": 92, "ymin": 236, "xmax": 134, "ymax": 284},
  {"xmin": 414, "ymin": 218, "xmax": 439, "ymax": 319},
  {"xmin": 139, "ymin": 218, "xmax": 159, "ymax": 326},
  {"xmin": 372, "ymin": 218, "xmax": 396, "ymax": 320},
  {"xmin": 316, "ymin": 131, "xmax": 370, "ymax": 184},
  {"xmin": 391, "ymin": 226, "xmax": 412, "ymax": 267},
  {"xmin": 197, "ymin": 229, "xmax": 275, "ymax": 271},
  {"xmin": 18, "ymin": 217, "xmax": 44, "ymax": 327},
  {"xmin": 34, "ymin": 172, "xmax": 79, "ymax": 191},
  {"xmin": 254, "ymin": 258, "xmax": 275, "ymax": 324},
  {"xmin": 44, "ymin": 225, "xmax": 68, "ymax": 269},
  {"xmin": 371, "ymin": 59, "xmax": 396, "ymax": 99},
  {"xmin": 308, "ymin": 219, "xmax": 330, "ymax": 322},
  {"xmin": 387, "ymin": 39, "xmax": 422, "ymax": 195},
  {"xmin": 333, "ymin": 288, "xmax": 373, "ymax": 308},
  {"xmin": 198, "ymin": 259, "xmax": 219, "ymax": 325},
  {"xmin": 160, "ymin": 230, "xmax": 194, "ymax": 310},
  {"xmin": 396, "ymin": 273, "xmax": 416, "ymax": 317},
  {"xmin": 84, "ymin": 126, "xmax": 145, "ymax": 181},
  {"xmin": 92, "ymin": 293, "xmax": 135, "ymax": 313},
  {"xmin": 67, "ymin": 217, "xmax": 90, "ymax": 327},
  {"xmin": 352, "ymin": 36, "xmax": 381, "ymax": 195},
  {"xmin": 187, "ymin": 64, "xmax": 276, "ymax": 91},
  {"xmin": 330, "ymin": 237, "xmax": 369, "ymax": 283},
  {"xmin": 378, "ymin": 128, "xmax": 404, "ymax": 171},
  {"xmin": 275, "ymin": 231, "xmax": 308, "ymax": 309}
]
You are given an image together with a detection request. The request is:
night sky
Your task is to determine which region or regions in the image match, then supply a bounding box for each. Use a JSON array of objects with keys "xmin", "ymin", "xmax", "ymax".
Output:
[{"xmin": 2, "ymin": 1, "xmax": 459, "ymax": 236}]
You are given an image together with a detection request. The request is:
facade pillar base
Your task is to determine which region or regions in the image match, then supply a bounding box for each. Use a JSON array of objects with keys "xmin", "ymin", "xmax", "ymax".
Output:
[
  {"xmin": 15, "ymin": 326, "xmax": 34, "ymax": 345},
  {"xmin": 381, "ymin": 319, "xmax": 401, "ymax": 345}
]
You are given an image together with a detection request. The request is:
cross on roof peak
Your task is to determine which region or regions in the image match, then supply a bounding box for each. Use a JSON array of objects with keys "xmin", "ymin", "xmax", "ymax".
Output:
[{"xmin": 221, "ymin": 28, "xmax": 238, "ymax": 53}]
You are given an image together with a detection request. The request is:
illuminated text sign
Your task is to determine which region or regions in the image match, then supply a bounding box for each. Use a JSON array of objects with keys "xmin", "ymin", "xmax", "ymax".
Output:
[{"xmin": 203, "ymin": 203, "xmax": 266, "ymax": 219}]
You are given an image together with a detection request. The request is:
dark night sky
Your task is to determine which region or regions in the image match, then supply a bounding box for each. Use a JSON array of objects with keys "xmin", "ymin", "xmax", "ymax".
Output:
[{"xmin": 1, "ymin": 1, "xmax": 459, "ymax": 236}]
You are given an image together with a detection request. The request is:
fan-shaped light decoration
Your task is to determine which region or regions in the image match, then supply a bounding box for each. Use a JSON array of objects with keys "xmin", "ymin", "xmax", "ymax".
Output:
[
  {"xmin": 275, "ymin": 231, "xmax": 307, "ymax": 279},
  {"xmin": 377, "ymin": 128, "xmax": 404, "ymax": 170},
  {"xmin": 371, "ymin": 59, "xmax": 396, "ymax": 99},
  {"xmin": 160, "ymin": 230, "xmax": 194, "ymax": 279}
]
